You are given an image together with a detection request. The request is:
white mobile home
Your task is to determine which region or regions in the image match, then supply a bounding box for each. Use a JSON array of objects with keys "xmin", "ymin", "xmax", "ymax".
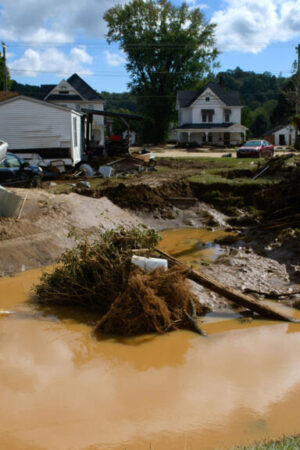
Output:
[{"xmin": 0, "ymin": 95, "xmax": 83, "ymax": 166}]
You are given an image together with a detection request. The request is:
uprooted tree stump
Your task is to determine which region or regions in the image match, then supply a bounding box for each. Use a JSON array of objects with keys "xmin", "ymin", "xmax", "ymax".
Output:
[{"xmin": 34, "ymin": 227, "xmax": 209, "ymax": 337}]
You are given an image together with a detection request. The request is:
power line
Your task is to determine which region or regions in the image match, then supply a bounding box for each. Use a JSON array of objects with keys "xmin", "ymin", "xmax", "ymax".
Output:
[{"xmin": 8, "ymin": 67, "xmax": 294, "ymax": 77}]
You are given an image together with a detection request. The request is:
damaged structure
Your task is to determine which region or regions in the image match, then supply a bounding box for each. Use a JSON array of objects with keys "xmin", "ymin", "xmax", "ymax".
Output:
[{"xmin": 176, "ymin": 82, "xmax": 247, "ymax": 146}]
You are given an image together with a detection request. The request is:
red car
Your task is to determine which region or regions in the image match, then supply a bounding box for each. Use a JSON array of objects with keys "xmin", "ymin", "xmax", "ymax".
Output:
[{"xmin": 237, "ymin": 140, "xmax": 274, "ymax": 158}]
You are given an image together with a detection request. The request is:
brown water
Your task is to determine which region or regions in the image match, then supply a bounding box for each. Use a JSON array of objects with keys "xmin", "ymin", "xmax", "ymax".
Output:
[
  {"xmin": 1, "ymin": 267, "xmax": 300, "ymax": 450},
  {"xmin": 158, "ymin": 228, "xmax": 232, "ymax": 265}
]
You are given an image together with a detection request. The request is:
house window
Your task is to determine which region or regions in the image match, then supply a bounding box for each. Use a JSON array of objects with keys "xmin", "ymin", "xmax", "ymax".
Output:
[
  {"xmin": 201, "ymin": 109, "xmax": 214, "ymax": 123},
  {"xmin": 59, "ymin": 90, "xmax": 69, "ymax": 94},
  {"xmin": 224, "ymin": 109, "xmax": 231, "ymax": 122},
  {"xmin": 205, "ymin": 97, "xmax": 210, "ymax": 102},
  {"xmin": 73, "ymin": 117, "xmax": 78, "ymax": 147}
]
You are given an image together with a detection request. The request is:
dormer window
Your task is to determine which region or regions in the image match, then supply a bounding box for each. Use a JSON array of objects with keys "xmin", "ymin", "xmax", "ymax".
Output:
[
  {"xmin": 224, "ymin": 109, "xmax": 231, "ymax": 122},
  {"xmin": 202, "ymin": 109, "xmax": 214, "ymax": 123},
  {"xmin": 59, "ymin": 84, "xmax": 69, "ymax": 94}
]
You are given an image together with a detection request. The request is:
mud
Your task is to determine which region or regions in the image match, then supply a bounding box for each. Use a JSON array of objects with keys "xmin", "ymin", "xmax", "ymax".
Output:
[
  {"xmin": 1, "ymin": 267, "xmax": 300, "ymax": 449},
  {"xmin": 159, "ymin": 228, "xmax": 300, "ymax": 311},
  {"xmin": 0, "ymin": 189, "xmax": 141, "ymax": 276}
]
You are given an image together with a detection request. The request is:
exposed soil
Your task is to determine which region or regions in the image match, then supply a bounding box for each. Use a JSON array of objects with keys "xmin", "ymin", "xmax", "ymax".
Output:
[
  {"xmin": 1, "ymin": 155, "xmax": 299, "ymax": 314},
  {"xmin": 0, "ymin": 188, "xmax": 141, "ymax": 275}
]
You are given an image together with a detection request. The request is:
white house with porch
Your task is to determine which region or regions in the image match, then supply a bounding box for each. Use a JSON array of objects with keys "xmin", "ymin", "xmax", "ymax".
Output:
[{"xmin": 176, "ymin": 82, "xmax": 247, "ymax": 146}]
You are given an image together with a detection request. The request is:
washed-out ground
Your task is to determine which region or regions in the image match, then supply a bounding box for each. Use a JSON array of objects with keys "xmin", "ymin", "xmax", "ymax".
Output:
[{"xmin": 1, "ymin": 149, "xmax": 299, "ymax": 313}]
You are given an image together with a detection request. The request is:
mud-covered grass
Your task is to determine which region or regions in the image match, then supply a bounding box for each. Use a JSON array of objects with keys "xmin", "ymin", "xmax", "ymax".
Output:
[{"xmin": 234, "ymin": 434, "xmax": 300, "ymax": 449}]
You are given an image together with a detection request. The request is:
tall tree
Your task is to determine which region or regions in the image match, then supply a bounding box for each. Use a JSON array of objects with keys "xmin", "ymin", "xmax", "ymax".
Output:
[{"xmin": 104, "ymin": 0, "xmax": 218, "ymax": 143}]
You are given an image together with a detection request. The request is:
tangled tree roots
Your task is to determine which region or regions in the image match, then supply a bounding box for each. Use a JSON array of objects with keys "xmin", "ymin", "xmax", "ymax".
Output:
[
  {"xmin": 96, "ymin": 267, "xmax": 205, "ymax": 337},
  {"xmin": 34, "ymin": 227, "xmax": 208, "ymax": 337}
]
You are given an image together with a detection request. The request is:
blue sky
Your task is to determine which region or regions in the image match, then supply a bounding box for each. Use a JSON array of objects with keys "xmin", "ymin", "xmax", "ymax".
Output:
[{"xmin": 1, "ymin": 0, "xmax": 300, "ymax": 93}]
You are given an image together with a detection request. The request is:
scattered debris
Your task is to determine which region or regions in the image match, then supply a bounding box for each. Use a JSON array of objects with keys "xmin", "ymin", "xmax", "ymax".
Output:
[
  {"xmin": 0, "ymin": 186, "xmax": 22, "ymax": 217},
  {"xmin": 155, "ymin": 248, "xmax": 297, "ymax": 323},
  {"xmin": 98, "ymin": 165, "xmax": 114, "ymax": 178},
  {"xmin": 34, "ymin": 228, "xmax": 208, "ymax": 337}
]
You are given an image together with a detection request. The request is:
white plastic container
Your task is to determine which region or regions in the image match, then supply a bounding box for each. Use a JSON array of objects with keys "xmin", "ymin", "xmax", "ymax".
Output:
[{"xmin": 131, "ymin": 255, "xmax": 168, "ymax": 273}]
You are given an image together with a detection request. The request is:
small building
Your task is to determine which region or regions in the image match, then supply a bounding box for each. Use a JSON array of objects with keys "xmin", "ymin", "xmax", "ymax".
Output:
[
  {"xmin": 176, "ymin": 82, "xmax": 247, "ymax": 146},
  {"xmin": 263, "ymin": 125, "xmax": 296, "ymax": 146},
  {"xmin": 42, "ymin": 73, "xmax": 105, "ymax": 146},
  {"xmin": 0, "ymin": 94, "xmax": 83, "ymax": 165}
]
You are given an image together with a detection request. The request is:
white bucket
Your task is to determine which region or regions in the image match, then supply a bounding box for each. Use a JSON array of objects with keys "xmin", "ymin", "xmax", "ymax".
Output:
[{"xmin": 131, "ymin": 255, "xmax": 168, "ymax": 273}]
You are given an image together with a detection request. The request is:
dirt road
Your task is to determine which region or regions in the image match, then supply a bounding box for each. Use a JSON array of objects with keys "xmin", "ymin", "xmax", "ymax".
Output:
[{"xmin": 152, "ymin": 148, "xmax": 289, "ymax": 158}]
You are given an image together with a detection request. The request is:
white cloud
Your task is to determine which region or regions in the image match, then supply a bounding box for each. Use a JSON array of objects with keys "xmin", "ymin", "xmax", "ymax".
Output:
[
  {"xmin": 104, "ymin": 50, "xmax": 127, "ymax": 67},
  {"xmin": 186, "ymin": 0, "xmax": 209, "ymax": 9},
  {"xmin": 8, "ymin": 46, "xmax": 93, "ymax": 77},
  {"xmin": 212, "ymin": 0, "xmax": 300, "ymax": 53},
  {"xmin": 0, "ymin": 0, "xmax": 128, "ymax": 44}
]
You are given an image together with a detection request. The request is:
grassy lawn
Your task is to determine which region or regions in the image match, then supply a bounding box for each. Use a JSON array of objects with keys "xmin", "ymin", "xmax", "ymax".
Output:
[{"xmin": 234, "ymin": 435, "xmax": 300, "ymax": 449}]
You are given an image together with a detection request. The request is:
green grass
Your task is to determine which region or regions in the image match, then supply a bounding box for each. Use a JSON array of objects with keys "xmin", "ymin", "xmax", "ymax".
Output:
[{"xmin": 234, "ymin": 435, "xmax": 300, "ymax": 449}]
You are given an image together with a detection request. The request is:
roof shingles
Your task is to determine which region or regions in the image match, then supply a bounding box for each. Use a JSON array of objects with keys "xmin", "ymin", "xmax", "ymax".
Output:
[{"xmin": 177, "ymin": 82, "xmax": 241, "ymax": 108}]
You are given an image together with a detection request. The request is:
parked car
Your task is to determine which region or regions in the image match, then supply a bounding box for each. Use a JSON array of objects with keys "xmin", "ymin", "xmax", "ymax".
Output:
[
  {"xmin": 0, "ymin": 152, "xmax": 43, "ymax": 187},
  {"xmin": 237, "ymin": 140, "xmax": 274, "ymax": 158},
  {"xmin": 0, "ymin": 139, "xmax": 8, "ymax": 163}
]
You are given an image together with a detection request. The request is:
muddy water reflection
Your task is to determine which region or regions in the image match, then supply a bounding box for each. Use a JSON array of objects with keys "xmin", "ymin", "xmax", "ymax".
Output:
[
  {"xmin": 1, "ymin": 268, "xmax": 300, "ymax": 449},
  {"xmin": 158, "ymin": 228, "xmax": 232, "ymax": 265}
]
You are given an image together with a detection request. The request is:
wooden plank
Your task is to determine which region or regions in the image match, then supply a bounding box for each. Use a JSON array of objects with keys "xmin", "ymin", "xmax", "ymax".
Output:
[{"xmin": 154, "ymin": 248, "xmax": 297, "ymax": 323}]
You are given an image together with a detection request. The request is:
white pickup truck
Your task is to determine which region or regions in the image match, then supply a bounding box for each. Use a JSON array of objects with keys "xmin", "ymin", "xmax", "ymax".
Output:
[{"xmin": 0, "ymin": 139, "xmax": 8, "ymax": 163}]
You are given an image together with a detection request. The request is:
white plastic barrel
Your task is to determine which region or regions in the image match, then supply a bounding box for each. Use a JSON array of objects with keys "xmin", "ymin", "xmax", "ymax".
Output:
[{"xmin": 131, "ymin": 255, "xmax": 168, "ymax": 272}]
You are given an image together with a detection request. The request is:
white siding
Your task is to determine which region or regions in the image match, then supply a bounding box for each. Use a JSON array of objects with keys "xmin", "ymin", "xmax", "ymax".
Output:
[
  {"xmin": 273, "ymin": 126, "xmax": 296, "ymax": 146},
  {"xmin": 52, "ymin": 101, "xmax": 105, "ymax": 125},
  {"xmin": 71, "ymin": 112, "xmax": 82, "ymax": 164},
  {"xmin": 0, "ymin": 98, "xmax": 73, "ymax": 150},
  {"xmin": 178, "ymin": 87, "xmax": 242, "ymax": 126}
]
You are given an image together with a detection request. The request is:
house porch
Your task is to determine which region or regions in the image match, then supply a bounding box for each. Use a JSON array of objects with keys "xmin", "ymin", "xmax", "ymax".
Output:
[{"xmin": 177, "ymin": 130, "xmax": 246, "ymax": 146}]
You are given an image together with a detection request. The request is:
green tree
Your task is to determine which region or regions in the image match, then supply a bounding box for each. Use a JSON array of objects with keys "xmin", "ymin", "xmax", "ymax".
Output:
[
  {"xmin": 104, "ymin": 0, "xmax": 218, "ymax": 143},
  {"xmin": 251, "ymin": 112, "xmax": 268, "ymax": 137}
]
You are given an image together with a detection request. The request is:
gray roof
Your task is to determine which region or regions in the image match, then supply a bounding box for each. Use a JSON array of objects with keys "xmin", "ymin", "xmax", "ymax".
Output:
[
  {"xmin": 263, "ymin": 125, "xmax": 288, "ymax": 135},
  {"xmin": 41, "ymin": 73, "xmax": 103, "ymax": 101},
  {"xmin": 177, "ymin": 122, "xmax": 234, "ymax": 129},
  {"xmin": 177, "ymin": 82, "xmax": 241, "ymax": 108},
  {"xmin": 67, "ymin": 73, "xmax": 103, "ymax": 101}
]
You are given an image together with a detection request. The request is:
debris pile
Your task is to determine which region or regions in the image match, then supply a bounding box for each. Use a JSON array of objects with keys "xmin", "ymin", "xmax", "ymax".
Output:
[{"xmin": 34, "ymin": 227, "xmax": 206, "ymax": 337}]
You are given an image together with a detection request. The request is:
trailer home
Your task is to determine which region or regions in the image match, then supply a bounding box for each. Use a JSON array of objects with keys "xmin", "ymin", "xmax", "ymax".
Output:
[{"xmin": 0, "ymin": 95, "xmax": 83, "ymax": 166}]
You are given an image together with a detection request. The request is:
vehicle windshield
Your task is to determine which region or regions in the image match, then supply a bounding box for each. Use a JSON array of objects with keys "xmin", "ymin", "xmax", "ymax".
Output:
[{"xmin": 243, "ymin": 140, "xmax": 261, "ymax": 147}]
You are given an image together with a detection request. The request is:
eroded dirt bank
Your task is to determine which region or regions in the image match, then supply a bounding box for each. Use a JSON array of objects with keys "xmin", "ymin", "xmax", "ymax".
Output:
[{"xmin": 0, "ymin": 189, "xmax": 141, "ymax": 275}]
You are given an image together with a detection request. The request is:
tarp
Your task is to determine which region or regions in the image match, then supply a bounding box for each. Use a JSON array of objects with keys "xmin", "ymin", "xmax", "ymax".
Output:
[{"xmin": 0, "ymin": 186, "xmax": 22, "ymax": 217}]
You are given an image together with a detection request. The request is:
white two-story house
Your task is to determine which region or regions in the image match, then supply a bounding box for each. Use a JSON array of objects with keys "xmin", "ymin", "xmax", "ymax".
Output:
[
  {"xmin": 42, "ymin": 73, "xmax": 105, "ymax": 146},
  {"xmin": 176, "ymin": 82, "xmax": 247, "ymax": 146}
]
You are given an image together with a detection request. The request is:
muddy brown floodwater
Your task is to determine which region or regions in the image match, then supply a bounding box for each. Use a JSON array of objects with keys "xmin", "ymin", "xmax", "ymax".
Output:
[
  {"xmin": 1, "ymin": 263, "xmax": 300, "ymax": 449},
  {"xmin": 158, "ymin": 228, "xmax": 232, "ymax": 265}
]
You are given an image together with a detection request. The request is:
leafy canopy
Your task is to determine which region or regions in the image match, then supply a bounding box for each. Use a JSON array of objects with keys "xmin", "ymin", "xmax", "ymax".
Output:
[{"xmin": 104, "ymin": 0, "xmax": 218, "ymax": 143}]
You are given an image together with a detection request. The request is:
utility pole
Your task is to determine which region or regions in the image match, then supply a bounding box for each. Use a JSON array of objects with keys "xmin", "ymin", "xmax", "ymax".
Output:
[
  {"xmin": 1, "ymin": 42, "xmax": 8, "ymax": 91},
  {"xmin": 296, "ymin": 44, "xmax": 300, "ymax": 115}
]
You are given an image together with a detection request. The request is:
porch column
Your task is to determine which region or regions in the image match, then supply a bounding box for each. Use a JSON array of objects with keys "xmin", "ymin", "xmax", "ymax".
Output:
[
  {"xmin": 188, "ymin": 132, "xmax": 191, "ymax": 143},
  {"xmin": 205, "ymin": 132, "xmax": 208, "ymax": 144}
]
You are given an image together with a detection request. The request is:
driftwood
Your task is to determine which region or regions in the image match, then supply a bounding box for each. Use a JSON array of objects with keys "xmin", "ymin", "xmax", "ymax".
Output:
[
  {"xmin": 184, "ymin": 298, "xmax": 207, "ymax": 337},
  {"xmin": 154, "ymin": 248, "xmax": 297, "ymax": 323}
]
